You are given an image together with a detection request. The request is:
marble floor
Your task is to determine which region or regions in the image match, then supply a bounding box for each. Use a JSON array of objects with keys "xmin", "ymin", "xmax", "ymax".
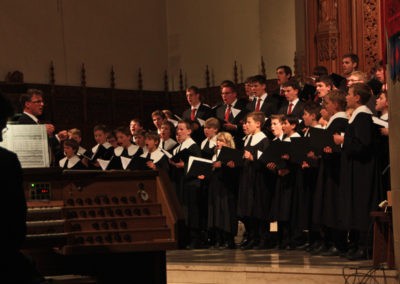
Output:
[{"xmin": 167, "ymin": 249, "xmax": 398, "ymax": 284}]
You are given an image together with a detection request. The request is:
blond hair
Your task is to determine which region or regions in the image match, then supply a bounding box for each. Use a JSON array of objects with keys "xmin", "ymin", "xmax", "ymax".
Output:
[{"xmin": 216, "ymin": 132, "xmax": 235, "ymax": 149}]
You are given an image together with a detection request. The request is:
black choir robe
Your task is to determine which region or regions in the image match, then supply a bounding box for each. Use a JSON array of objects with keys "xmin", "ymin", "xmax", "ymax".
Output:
[
  {"xmin": 110, "ymin": 144, "xmax": 142, "ymax": 170},
  {"xmin": 313, "ymin": 112, "xmax": 348, "ymax": 229},
  {"xmin": 170, "ymin": 138, "xmax": 202, "ymax": 230},
  {"xmin": 86, "ymin": 142, "xmax": 114, "ymax": 169},
  {"xmin": 139, "ymin": 148, "xmax": 169, "ymax": 173},
  {"xmin": 237, "ymin": 131, "xmax": 271, "ymax": 219},
  {"xmin": 269, "ymin": 132, "xmax": 301, "ymax": 223},
  {"xmin": 339, "ymin": 106, "xmax": 382, "ymax": 232},
  {"xmin": 207, "ymin": 149, "xmax": 239, "ymax": 235}
]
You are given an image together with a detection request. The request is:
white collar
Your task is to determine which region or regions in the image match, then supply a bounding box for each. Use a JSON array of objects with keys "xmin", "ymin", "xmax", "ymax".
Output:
[
  {"xmin": 114, "ymin": 144, "xmax": 140, "ymax": 156},
  {"xmin": 92, "ymin": 142, "xmax": 112, "ymax": 153},
  {"xmin": 59, "ymin": 155, "xmax": 81, "ymax": 169},
  {"xmin": 201, "ymin": 136, "xmax": 217, "ymax": 149},
  {"xmin": 348, "ymin": 105, "xmax": 372, "ymax": 124},
  {"xmin": 23, "ymin": 111, "xmax": 39, "ymax": 123},
  {"xmin": 326, "ymin": 111, "xmax": 348, "ymax": 128},
  {"xmin": 380, "ymin": 112, "xmax": 388, "ymax": 121},
  {"xmin": 288, "ymin": 98, "xmax": 299, "ymax": 105},
  {"xmin": 191, "ymin": 103, "xmax": 201, "ymax": 110},
  {"xmin": 256, "ymin": 93, "xmax": 268, "ymax": 102},
  {"xmin": 160, "ymin": 138, "xmax": 177, "ymax": 150},
  {"xmin": 141, "ymin": 148, "xmax": 165, "ymax": 163},
  {"xmin": 283, "ymin": 132, "xmax": 301, "ymax": 142},
  {"xmin": 174, "ymin": 138, "xmax": 196, "ymax": 155},
  {"xmin": 273, "ymin": 133, "xmax": 284, "ymax": 141},
  {"xmin": 249, "ymin": 131, "xmax": 267, "ymax": 146},
  {"xmin": 77, "ymin": 146, "xmax": 87, "ymax": 155}
]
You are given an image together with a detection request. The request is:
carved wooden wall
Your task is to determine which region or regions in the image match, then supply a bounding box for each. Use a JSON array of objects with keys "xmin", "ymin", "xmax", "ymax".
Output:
[{"xmin": 306, "ymin": 0, "xmax": 383, "ymax": 76}]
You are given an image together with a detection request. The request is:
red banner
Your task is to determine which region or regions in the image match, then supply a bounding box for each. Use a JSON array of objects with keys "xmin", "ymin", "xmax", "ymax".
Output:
[{"xmin": 385, "ymin": 0, "xmax": 400, "ymax": 38}]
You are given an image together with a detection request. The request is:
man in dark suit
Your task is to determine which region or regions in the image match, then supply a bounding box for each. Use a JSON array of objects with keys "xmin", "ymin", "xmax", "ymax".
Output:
[
  {"xmin": 278, "ymin": 79, "xmax": 306, "ymax": 120},
  {"xmin": 182, "ymin": 86, "xmax": 213, "ymax": 144},
  {"xmin": 18, "ymin": 89, "xmax": 67, "ymax": 164},
  {"xmin": 214, "ymin": 80, "xmax": 248, "ymax": 149},
  {"xmin": 246, "ymin": 75, "xmax": 279, "ymax": 138},
  {"xmin": 269, "ymin": 65, "xmax": 293, "ymax": 109},
  {"xmin": 246, "ymin": 75, "xmax": 279, "ymax": 116}
]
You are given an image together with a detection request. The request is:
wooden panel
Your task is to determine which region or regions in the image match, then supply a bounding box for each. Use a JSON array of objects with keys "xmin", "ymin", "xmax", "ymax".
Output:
[{"xmin": 305, "ymin": 0, "xmax": 383, "ymax": 76}]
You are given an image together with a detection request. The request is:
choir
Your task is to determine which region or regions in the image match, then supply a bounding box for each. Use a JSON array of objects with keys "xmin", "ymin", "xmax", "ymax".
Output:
[{"xmin": 16, "ymin": 59, "xmax": 390, "ymax": 261}]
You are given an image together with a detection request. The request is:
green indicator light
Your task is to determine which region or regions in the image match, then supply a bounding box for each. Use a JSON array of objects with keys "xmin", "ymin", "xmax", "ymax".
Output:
[{"xmin": 31, "ymin": 183, "xmax": 35, "ymax": 187}]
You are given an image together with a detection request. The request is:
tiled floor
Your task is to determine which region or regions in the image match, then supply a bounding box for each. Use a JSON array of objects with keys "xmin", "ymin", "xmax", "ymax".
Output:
[{"xmin": 167, "ymin": 249, "xmax": 398, "ymax": 284}]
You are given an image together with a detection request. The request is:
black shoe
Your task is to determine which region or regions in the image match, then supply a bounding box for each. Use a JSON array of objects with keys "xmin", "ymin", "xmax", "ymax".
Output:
[
  {"xmin": 241, "ymin": 239, "xmax": 258, "ymax": 250},
  {"xmin": 220, "ymin": 240, "xmax": 236, "ymax": 249},
  {"xmin": 346, "ymin": 248, "xmax": 367, "ymax": 261},
  {"xmin": 340, "ymin": 246, "xmax": 357, "ymax": 258},
  {"xmin": 321, "ymin": 246, "xmax": 341, "ymax": 256},
  {"xmin": 310, "ymin": 243, "xmax": 328, "ymax": 255},
  {"xmin": 239, "ymin": 238, "xmax": 250, "ymax": 248},
  {"xmin": 296, "ymin": 242, "xmax": 310, "ymax": 250},
  {"xmin": 306, "ymin": 241, "xmax": 321, "ymax": 252},
  {"xmin": 238, "ymin": 237, "xmax": 248, "ymax": 247}
]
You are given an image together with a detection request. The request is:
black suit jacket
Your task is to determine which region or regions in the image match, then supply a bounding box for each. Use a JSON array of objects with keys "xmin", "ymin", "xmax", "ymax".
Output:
[
  {"xmin": 17, "ymin": 113, "xmax": 37, "ymax": 124},
  {"xmin": 182, "ymin": 103, "xmax": 214, "ymax": 121},
  {"xmin": 269, "ymin": 88, "xmax": 286, "ymax": 110},
  {"xmin": 182, "ymin": 104, "xmax": 213, "ymax": 145},
  {"xmin": 215, "ymin": 99, "xmax": 248, "ymax": 149},
  {"xmin": 246, "ymin": 94, "xmax": 279, "ymax": 117},
  {"xmin": 278, "ymin": 100, "xmax": 306, "ymax": 119}
]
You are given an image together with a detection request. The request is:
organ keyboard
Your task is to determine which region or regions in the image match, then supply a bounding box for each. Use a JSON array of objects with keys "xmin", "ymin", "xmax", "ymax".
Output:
[{"xmin": 22, "ymin": 168, "xmax": 183, "ymax": 283}]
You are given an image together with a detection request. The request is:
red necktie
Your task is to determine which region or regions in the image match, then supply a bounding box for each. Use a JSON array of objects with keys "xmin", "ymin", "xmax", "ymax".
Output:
[
  {"xmin": 287, "ymin": 103, "xmax": 293, "ymax": 115},
  {"xmin": 255, "ymin": 98, "xmax": 262, "ymax": 111},
  {"xmin": 224, "ymin": 105, "xmax": 231, "ymax": 121},
  {"xmin": 191, "ymin": 108, "xmax": 196, "ymax": 121}
]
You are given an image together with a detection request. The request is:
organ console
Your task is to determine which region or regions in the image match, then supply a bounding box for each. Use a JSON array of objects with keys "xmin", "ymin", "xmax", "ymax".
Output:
[{"xmin": 22, "ymin": 168, "xmax": 184, "ymax": 283}]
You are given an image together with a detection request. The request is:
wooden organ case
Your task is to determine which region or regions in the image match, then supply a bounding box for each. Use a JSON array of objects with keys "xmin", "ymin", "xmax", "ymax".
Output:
[{"xmin": 22, "ymin": 168, "xmax": 184, "ymax": 283}]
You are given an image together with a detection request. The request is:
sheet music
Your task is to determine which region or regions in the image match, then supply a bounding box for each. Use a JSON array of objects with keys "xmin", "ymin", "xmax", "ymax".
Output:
[{"xmin": 0, "ymin": 124, "xmax": 50, "ymax": 168}]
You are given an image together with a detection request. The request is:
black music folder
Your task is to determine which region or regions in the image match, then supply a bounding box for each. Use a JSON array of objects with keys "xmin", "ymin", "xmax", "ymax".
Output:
[
  {"xmin": 309, "ymin": 127, "xmax": 338, "ymax": 154},
  {"xmin": 132, "ymin": 157, "xmax": 152, "ymax": 171},
  {"xmin": 301, "ymin": 83, "xmax": 317, "ymax": 101},
  {"xmin": 186, "ymin": 156, "xmax": 213, "ymax": 178},
  {"xmin": 218, "ymin": 146, "xmax": 243, "ymax": 165},
  {"xmin": 289, "ymin": 137, "xmax": 310, "ymax": 164},
  {"xmin": 367, "ymin": 78, "xmax": 383, "ymax": 96},
  {"xmin": 259, "ymin": 140, "xmax": 290, "ymax": 165},
  {"xmin": 171, "ymin": 149, "xmax": 191, "ymax": 163},
  {"xmin": 330, "ymin": 73, "xmax": 346, "ymax": 89}
]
